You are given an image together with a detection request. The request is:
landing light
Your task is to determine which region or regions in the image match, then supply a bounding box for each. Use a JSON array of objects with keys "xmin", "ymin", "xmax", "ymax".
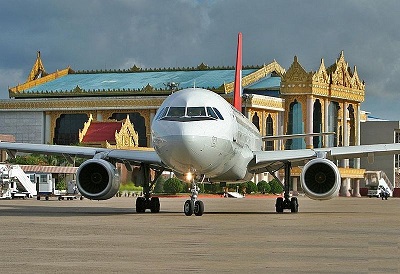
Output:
[{"xmin": 185, "ymin": 172, "xmax": 193, "ymax": 182}]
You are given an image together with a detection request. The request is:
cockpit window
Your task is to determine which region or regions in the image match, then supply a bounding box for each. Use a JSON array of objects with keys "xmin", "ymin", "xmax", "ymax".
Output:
[
  {"xmin": 155, "ymin": 107, "xmax": 168, "ymax": 120},
  {"xmin": 167, "ymin": 107, "xmax": 186, "ymax": 117},
  {"xmin": 212, "ymin": 107, "xmax": 224, "ymax": 120},
  {"xmin": 206, "ymin": 107, "xmax": 218, "ymax": 119},
  {"xmin": 158, "ymin": 106, "xmax": 224, "ymax": 121},
  {"xmin": 187, "ymin": 107, "xmax": 206, "ymax": 117}
]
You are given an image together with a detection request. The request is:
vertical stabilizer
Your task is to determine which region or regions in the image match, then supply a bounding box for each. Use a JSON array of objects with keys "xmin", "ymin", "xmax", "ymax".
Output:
[{"xmin": 233, "ymin": 32, "xmax": 243, "ymax": 112}]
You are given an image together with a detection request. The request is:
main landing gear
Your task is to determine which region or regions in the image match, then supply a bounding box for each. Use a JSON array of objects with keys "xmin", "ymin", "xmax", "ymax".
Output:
[
  {"xmin": 135, "ymin": 163, "xmax": 163, "ymax": 213},
  {"xmin": 274, "ymin": 162, "xmax": 299, "ymax": 213},
  {"xmin": 184, "ymin": 176, "xmax": 204, "ymax": 216}
]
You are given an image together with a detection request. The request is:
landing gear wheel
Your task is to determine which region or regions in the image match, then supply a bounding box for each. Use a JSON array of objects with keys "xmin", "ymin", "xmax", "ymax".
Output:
[
  {"xmin": 184, "ymin": 200, "xmax": 194, "ymax": 216},
  {"xmin": 275, "ymin": 197, "xmax": 284, "ymax": 213},
  {"xmin": 194, "ymin": 200, "xmax": 204, "ymax": 216},
  {"xmin": 290, "ymin": 197, "xmax": 299, "ymax": 213},
  {"xmin": 136, "ymin": 197, "xmax": 146, "ymax": 213},
  {"xmin": 150, "ymin": 197, "xmax": 160, "ymax": 213}
]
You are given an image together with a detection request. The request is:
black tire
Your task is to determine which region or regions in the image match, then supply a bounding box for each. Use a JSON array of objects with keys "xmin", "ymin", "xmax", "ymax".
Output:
[
  {"xmin": 37, "ymin": 196, "xmax": 41, "ymax": 200},
  {"xmin": 136, "ymin": 197, "xmax": 146, "ymax": 213},
  {"xmin": 194, "ymin": 200, "xmax": 204, "ymax": 216},
  {"xmin": 290, "ymin": 197, "xmax": 299, "ymax": 213},
  {"xmin": 150, "ymin": 197, "xmax": 160, "ymax": 213},
  {"xmin": 184, "ymin": 200, "xmax": 194, "ymax": 216},
  {"xmin": 275, "ymin": 197, "xmax": 284, "ymax": 213}
]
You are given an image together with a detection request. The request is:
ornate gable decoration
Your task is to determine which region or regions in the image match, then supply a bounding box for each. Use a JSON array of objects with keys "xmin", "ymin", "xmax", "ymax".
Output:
[
  {"xmin": 27, "ymin": 51, "xmax": 48, "ymax": 82},
  {"xmin": 328, "ymin": 51, "xmax": 365, "ymax": 90},
  {"xmin": 281, "ymin": 52, "xmax": 365, "ymax": 102},
  {"xmin": 223, "ymin": 60, "xmax": 285, "ymax": 93},
  {"xmin": 79, "ymin": 113, "xmax": 94, "ymax": 142},
  {"xmin": 79, "ymin": 114, "xmax": 139, "ymax": 149},
  {"xmin": 111, "ymin": 115, "xmax": 139, "ymax": 149},
  {"xmin": 312, "ymin": 58, "xmax": 330, "ymax": 84},
  {"xmin": 282, "ymin": 56, "xmax": 313, "ymax": 83}
]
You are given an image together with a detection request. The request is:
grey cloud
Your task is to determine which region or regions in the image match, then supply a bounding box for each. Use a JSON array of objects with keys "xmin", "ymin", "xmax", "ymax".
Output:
[{"xmin": 1, "ymin": 0, "xmax": 400, "ymax": 120}]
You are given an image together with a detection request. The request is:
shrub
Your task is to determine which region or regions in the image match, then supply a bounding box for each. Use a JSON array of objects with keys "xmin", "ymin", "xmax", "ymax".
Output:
[
  {"xmin": 153, "ymin": 176, "xmax": 166, "ymax": 193},
  {"xmin": 257, "ymin": 180, "xmax": 271, "ymax": 194},
  {"xmin": 163, "ymin": 177, "xmax": 184, "ymax": 194},
  {"xmin": 243, "ymin": 181, "xmax": 258, "ymax": 194},
  {"xmin": 269, "ymin": 179, "xmax": 284, "ymax": 194}
]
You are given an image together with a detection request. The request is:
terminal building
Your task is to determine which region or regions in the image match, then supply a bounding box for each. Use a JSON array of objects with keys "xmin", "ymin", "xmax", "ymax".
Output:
[{"xmin": 0, "ymin": 51, "xmax": 370, "ymax": 195}]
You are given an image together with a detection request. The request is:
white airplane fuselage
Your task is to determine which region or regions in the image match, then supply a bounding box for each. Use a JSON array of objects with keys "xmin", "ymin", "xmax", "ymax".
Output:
[{"xmin": 152, "ymin": 88, "xmax": 262, "ymax": 182}]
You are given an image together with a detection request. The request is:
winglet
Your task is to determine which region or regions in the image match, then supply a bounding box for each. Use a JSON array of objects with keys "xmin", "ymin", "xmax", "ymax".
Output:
[{"xmin": 233, "ymin": 32, "xmax": 242, "ymax": 112}]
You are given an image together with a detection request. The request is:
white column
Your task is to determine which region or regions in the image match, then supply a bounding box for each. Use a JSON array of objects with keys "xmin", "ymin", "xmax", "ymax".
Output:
[
  {"xmin": 278, "ymin": 111, "xmax": 284, "ymax": 150},
  {"xmin": 353, "ymin": 179, "xmax": 361, "ymax": 197},
  {"xmin": 340, "ymin": 178, "xmax": 351, "ymax": 197},
  {"xmin": 324, "ymin": 98, "xmax": 329, "ymax": 147},
  {"xmin": 341, "ymin": 102, "xmax": 349, "ymax": 168},
  {"xmin": 306, "ymin": 96, "xmax": 313, "ymax": 148}
]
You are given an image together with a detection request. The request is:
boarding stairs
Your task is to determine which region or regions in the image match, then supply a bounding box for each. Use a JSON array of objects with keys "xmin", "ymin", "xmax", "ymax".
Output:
[
  {"xmin": 380, "ymin": 171, "xmax": 394, "ymax": 193},
  {"xmin": 0, "ymin": 164, "xmax": 37, "ymax": 197},
  {"xmin": 0, "ymin": 166, "xmax": 12, "ymax": 199}
]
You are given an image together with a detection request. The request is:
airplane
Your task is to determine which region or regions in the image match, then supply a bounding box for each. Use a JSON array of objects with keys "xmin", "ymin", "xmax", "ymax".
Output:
[{"xmin": 1, "ymin": 33, "xmax": 400, "ymax": 216}]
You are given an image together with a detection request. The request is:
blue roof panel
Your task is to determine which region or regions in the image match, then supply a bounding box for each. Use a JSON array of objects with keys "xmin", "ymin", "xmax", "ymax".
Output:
[
  {"xmin": 246, "ymin": 75, "xmax": 281, "ymax": 90},
  {"xmin": 24, "ymin": 69, "xmax": 258, "ymax": 93}
]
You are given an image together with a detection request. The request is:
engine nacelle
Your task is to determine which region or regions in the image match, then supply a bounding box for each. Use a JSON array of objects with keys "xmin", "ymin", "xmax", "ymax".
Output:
[
  {"xmin": 300, "ymin": 158, "xmax": 341, "ymax": 200},
  {"xmin": 76, "ymin": 159, "xmax": 120, "ymax": 200}
]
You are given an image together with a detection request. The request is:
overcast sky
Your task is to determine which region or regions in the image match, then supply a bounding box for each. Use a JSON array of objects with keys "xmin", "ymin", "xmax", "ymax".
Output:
[{"xmin": 1, "ymin": 0, "xmax": 400, "ymax": 120}]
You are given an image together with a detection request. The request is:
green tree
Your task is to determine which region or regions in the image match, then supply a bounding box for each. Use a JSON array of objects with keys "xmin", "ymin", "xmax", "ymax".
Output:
[
  {"xmin": 153, "ymin": 176, "xmax": 165, "ymax": 193},
  {"xmin": 269, "ymin": 179, "xmax": 284, "ymax": 194},
  {"xmin": 243, "ymin": 181, "xmax": 257, "ymax": 194},
  {"xmin": 257, "ymin": 180, "xmax": 271, "ymax": 194},
  {"xmin": 163, "ymin": 177, "xmax": 184, "ymax": 194}
]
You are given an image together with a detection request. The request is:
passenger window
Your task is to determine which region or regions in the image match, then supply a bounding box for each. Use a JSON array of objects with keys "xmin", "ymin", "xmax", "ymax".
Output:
[
  {"xmin": 167, "ymin": 107, "xmax": 185, "ymax": 117},
  {"xmin": 187, "ymin": 107, "xmax": 206, "ymax": 117},
  {"xmin": 213, "ymin": 107, "xmax": 224, "ymax": 120}
]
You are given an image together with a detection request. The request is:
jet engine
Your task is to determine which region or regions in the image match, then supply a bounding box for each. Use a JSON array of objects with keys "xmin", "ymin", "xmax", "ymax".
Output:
[
  {"xmin": 300, "ymin": 158, "xmax": 341, "ymax": 200},
  {"xmin": 76, "ymin": 159, "xmax": 120, "ymax": 200}
]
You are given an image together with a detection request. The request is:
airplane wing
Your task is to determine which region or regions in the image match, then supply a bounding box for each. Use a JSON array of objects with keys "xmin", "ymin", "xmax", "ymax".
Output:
[
  {"xmin": 0, "ymin": 141, "xmax": 165, "ymax": 167},
  {"xmin": 249, "ymin": 143, "xmax": 400, "ymax": 173}
]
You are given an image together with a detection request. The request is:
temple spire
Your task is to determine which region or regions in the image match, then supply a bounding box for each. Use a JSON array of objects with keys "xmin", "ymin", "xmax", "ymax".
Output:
[{"xmin": 27, "ymin": 51, "xmax": 47, "ymax": 82}]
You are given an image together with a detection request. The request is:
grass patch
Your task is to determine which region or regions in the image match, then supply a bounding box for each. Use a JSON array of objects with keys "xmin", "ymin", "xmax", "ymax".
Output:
[{"xmin": 119, "ymin": 182, "xmax": 143, "ymax": 192}]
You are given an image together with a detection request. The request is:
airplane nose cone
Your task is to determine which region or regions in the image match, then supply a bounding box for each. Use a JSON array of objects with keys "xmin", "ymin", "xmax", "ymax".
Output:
[{"xmin": 155, "ymin": 134, "xmax": 216, "ymax": 174}]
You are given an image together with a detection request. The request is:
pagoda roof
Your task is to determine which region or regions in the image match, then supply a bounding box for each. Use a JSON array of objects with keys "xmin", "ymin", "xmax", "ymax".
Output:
[
  {"xmin": 9, "ymin": 54, "xmax": 286, "ymax": 98},
  {"xmin": 81, "ymin": 121, "xmax": 122, "ymax": 143},
  {"xmin": 21, "ymin": 68, "xmax": 257, "ymax": 94}
]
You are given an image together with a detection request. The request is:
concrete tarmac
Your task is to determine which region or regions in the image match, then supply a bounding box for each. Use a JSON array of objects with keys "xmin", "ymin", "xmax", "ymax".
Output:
[{"xmin": 0, "ymin": 195, "xmax": 398, "ymax": 273}]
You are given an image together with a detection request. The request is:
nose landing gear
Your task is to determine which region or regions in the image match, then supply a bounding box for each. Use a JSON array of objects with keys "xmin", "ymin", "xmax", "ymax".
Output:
[{"xmin": 184, "ymin": 176, "xmax": 204, "ymax": 216}]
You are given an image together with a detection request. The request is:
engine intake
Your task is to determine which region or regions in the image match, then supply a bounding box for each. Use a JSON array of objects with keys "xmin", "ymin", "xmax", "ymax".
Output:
[
  {"xmin": 76, "ymin": 159, "xmax": 120, "ymax": 200},
  {"xmin": 300, "ymin": 158, "xmax": 340, "ymax": 200}
]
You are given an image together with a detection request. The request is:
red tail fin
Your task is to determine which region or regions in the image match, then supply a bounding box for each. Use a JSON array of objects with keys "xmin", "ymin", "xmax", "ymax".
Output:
[{"xmin": 233, "ymin": 32, "xmax": 243, "ymax": 112}]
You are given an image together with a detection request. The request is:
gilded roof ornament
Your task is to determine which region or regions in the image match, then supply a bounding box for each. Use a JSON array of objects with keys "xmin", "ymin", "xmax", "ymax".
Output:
[
  {"xmin": 130, "ymin": 65, "xmax": 141, "ymax": 72},
  {"xmin": 197, "ymin": 63, "xmax": 209, "ymax": 70},
  {"xmin": 142, "ymin": 83, "xmax": 154, "ymax": 93},
  {"xmin": 27, "ymin": 51, "xmax": 48, "ymax": 82}
]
